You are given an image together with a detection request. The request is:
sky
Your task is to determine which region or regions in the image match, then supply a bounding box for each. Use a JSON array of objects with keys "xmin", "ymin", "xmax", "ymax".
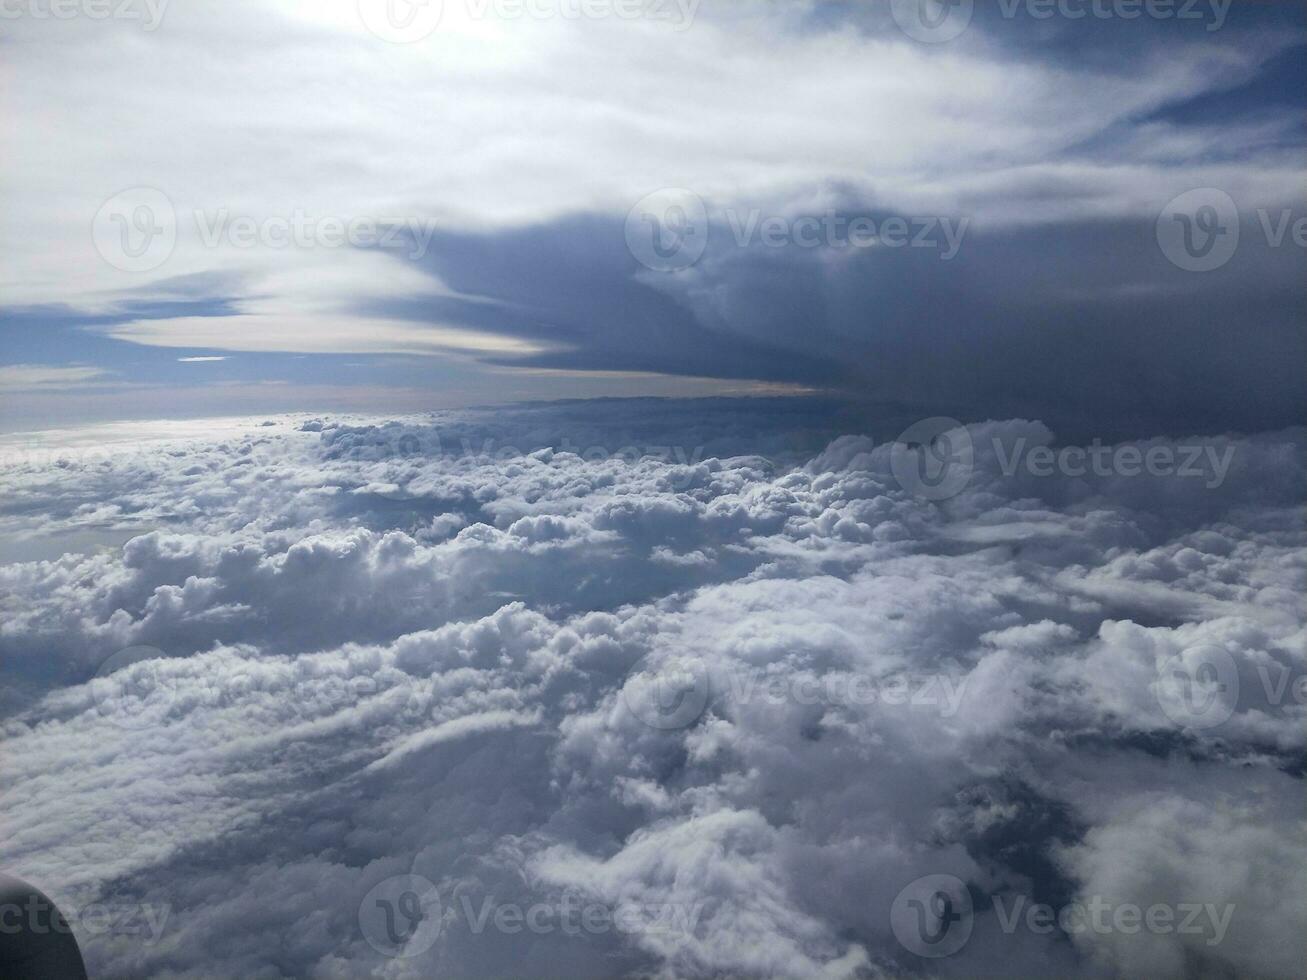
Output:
[{"xmin": 1, "ymin": 0, "xmax": 1304, "ymax": 435}]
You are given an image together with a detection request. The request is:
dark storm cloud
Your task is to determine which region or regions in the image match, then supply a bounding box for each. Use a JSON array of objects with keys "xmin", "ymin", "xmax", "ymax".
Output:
[{"xmin": 379, "ymin": 200, "xmax": 1305, "ymax": 439}]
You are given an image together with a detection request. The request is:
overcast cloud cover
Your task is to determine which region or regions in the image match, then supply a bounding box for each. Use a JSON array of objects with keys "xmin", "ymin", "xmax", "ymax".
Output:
[{"xmin": 1, "ymin": 399, "xmax": 1304, "ymax": 978}]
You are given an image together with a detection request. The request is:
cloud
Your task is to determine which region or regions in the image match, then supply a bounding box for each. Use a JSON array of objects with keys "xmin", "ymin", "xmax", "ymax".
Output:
[
  {"xmin": 0, "ymin": 399, "xmax": 1302, "ymax": 978},
  {"xmin": 0, "ymin": 364, "xmax": 114, "ymax": 390},
  {"xmin": 112, "ymin": 312, "xmax": 551, "ymax": 356}
]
